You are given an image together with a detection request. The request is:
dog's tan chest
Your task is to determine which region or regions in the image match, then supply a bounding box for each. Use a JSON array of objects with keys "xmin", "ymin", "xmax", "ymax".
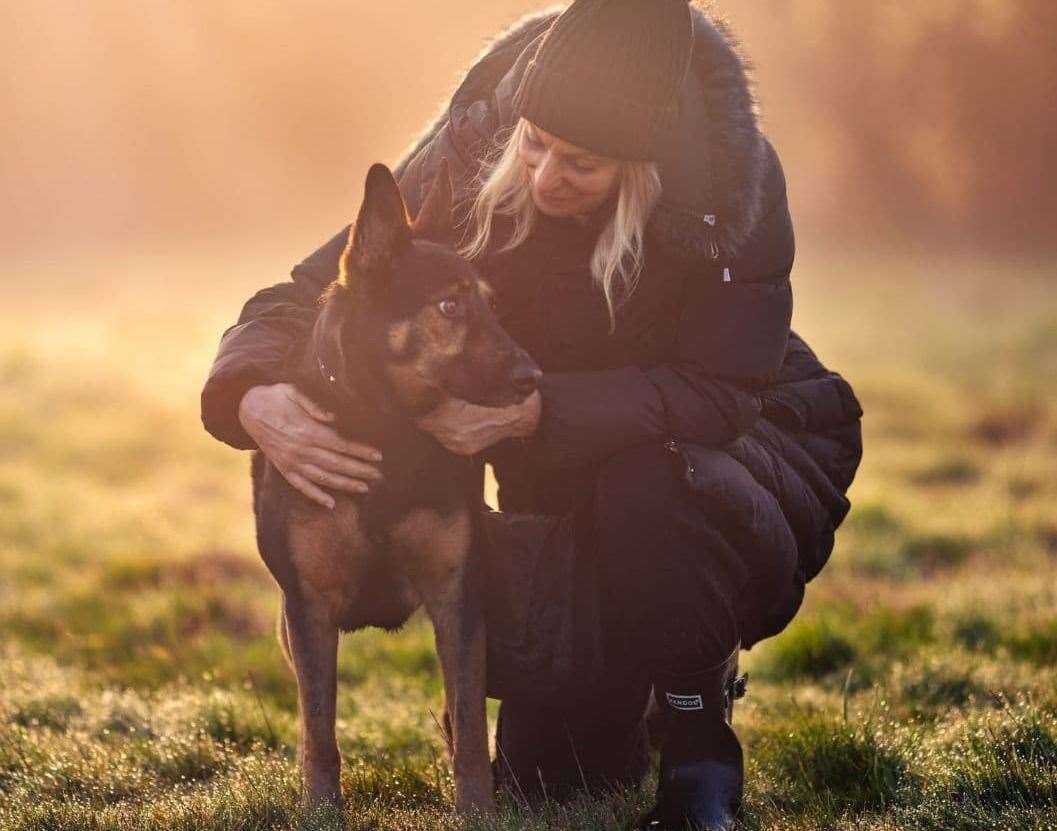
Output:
[
  {"xmin": 287, "ymin": 500, "xmax": 419, "ymax": 630},
  {"xmin": 389, "ymin": 507, "xmax": 472, "ymax": 590}
]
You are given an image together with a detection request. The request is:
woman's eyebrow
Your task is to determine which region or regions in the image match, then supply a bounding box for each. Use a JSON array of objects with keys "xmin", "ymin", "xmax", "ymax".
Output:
[
  {"xmin": 528, "ymin": 127, "xmax": 602, "ymax": 163},
  {"xmin": 558, "ymin": 142, "xmax": 602, "ymax": 163}
]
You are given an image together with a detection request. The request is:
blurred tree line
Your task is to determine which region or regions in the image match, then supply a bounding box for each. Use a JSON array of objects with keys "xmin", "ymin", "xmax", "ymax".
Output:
[
  {"xmin": 3, "ymin": 0, "xmax": 1055, "ymax": 257},
  {"xmin": 740, "ymin": 0, "xmax": 1057, "ymax": 251}
]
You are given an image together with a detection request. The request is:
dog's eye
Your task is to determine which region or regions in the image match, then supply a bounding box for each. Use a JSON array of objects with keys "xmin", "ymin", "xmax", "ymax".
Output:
[{"xmin": 438, "ymin": 298, "xmax": 462, "ymax": 318}]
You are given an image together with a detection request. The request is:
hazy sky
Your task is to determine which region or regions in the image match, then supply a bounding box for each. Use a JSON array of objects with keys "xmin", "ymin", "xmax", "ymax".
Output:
[{"xmin": 5, "ymin": 1, "xmax": 1050, "ymax": 263}]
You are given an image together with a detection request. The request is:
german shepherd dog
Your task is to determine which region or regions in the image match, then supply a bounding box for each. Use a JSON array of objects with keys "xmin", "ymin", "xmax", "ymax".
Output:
[{"xmin": 251, "ymin": 161, "xmax": 539, "ymax": 818}]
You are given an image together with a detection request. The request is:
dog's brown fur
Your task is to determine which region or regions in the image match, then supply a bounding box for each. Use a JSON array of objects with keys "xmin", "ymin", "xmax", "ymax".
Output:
[{"xmin": 251, "ymin": 161, "xmax": 539, "ymax": 820}]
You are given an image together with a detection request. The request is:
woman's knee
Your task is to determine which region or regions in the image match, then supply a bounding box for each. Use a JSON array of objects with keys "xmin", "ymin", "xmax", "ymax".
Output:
[
  {"xmin": 591, "ymin": 443, "xmax": 682, "ymax": 532},
  {"xmin": 592, "ymin": 441, "xmax": 795, "ymax": 588},
  {"xmin": 592, "ymin": 443, "xmax": 749, "ymax": 525}
]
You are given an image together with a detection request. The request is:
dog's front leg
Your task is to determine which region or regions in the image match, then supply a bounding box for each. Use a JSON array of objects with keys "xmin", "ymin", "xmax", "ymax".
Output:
[
  {"xmin": 426, "ymin": 575, "xmax": 494, "ymax": 815},
  {"xmin": 396, "ymin": 508, "xmax": 494, "ymax": 813},
  {"xmin": 282, "ymin": 595, "xmax": 343, "ymax": 815}
]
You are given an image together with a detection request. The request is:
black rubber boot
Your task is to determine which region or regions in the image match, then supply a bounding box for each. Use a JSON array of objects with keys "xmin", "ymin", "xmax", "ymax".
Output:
[{"xmin": 638, "ymin": 645, "xmax": 748, "ymax": 831}]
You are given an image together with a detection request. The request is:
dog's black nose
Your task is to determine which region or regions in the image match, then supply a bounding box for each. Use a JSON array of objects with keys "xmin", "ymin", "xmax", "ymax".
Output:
[{"xmin": 511, "ymin": 363, "xmax": 543, "ymax": 396}]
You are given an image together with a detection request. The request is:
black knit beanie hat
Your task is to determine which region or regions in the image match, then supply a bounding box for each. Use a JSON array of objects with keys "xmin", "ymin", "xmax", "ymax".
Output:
[{"xmin": 512, "ymin": 0, "xmax": 694, "ymax": 162}]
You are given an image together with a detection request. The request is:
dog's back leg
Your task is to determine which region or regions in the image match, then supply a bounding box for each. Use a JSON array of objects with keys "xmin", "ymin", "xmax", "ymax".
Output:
[{"xmin": 283, "ymin": 593, "xmax": 343, "ymax": 817}]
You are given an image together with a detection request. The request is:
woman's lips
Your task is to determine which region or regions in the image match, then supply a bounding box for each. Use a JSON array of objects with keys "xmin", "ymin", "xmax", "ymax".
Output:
[{"xmin": 540, "ymin": 191, "xmax": 576, "ymax": 205}]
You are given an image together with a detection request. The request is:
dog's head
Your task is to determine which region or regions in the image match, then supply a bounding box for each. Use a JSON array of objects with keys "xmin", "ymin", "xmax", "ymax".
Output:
[{"xmin": 315, "ymin": 161, "xmax": 540, "ymax": 415}]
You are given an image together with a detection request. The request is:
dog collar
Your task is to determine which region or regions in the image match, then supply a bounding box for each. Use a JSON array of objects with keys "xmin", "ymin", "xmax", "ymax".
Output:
[{"xmin": 317, "ymin": 355, "xmax": 337, "ymax": 385}]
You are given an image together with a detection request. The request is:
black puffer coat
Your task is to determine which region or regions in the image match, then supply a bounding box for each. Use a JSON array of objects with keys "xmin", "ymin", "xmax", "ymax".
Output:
[{"xmin": 201, "ymin": 8, "xmax": 863, "ymax": 662}]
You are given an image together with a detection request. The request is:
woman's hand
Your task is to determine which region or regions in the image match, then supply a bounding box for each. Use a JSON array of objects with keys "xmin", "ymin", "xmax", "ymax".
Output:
[
  {"xmin": 415, "ymin": 390, "xmax": 542, "ymax": 456},
  {"xmin": 238, "ymin": 383, "xmax": 383, "ymax": 509}
]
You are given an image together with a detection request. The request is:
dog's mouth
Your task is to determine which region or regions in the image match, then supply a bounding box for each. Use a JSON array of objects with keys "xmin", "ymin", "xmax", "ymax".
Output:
[
  {"xmin": 429, "ymin": 364, "xmax": 542, "ymax": 410},
  {"xmin": 436, "ymin": 383, "xmax": 534, "ymax": 409},
  {"xmin": 461, "ymin": 387, "xmax": 533, "ymax": 408}
]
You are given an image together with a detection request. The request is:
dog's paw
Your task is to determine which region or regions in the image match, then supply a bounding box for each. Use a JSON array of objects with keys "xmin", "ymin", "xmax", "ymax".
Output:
[
  {"xmin": 299, "ymin": 796, "xmax": 347, "ymax": 831},
  {"xmin": 456, "ymin": 790, "xmax": 497, "ymax": 818}
]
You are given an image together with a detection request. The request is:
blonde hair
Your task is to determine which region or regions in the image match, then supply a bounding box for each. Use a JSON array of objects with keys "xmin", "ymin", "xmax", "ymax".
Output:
[{"xmin": 459, "ymin": 118, "xmax": 662, "ymax": 330}]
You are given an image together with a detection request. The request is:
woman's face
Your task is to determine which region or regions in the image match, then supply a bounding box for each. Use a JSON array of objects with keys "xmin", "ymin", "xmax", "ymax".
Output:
[{"xmin": 518, "ymin": 120, "xmax": 621, "ymax": 219}]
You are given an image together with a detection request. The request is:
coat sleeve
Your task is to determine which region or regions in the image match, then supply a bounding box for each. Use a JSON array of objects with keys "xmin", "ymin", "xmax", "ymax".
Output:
[{"xmin": 521, "ymin": 145, "xmax": 795, "ymax": 471}]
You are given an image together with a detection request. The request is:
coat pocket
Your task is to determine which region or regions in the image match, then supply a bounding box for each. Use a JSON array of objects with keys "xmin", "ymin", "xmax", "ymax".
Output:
[{"xmin": 662, "ymin": 436, "xmax": 807, "ymax": 645}]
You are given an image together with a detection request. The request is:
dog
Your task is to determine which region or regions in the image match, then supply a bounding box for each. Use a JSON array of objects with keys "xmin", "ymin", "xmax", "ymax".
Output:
[{"xmin": 250, "ymin": 160, "xmax": 540, "ymax": 818}]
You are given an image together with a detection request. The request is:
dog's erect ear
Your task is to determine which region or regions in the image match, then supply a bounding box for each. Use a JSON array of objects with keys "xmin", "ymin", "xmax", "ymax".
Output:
[
  {"xmin": 410, "ymin": 158, "xmax": 454, "ymax": 245},
  {"xmin": 339, "ymin": 163, "xmax": 411, "ymax": 286}
]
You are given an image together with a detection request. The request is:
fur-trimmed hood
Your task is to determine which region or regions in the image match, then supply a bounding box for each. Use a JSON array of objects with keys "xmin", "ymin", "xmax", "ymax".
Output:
[{"xmin": 395, "ymin": 3, "xmax": 770, "ymax": 261}]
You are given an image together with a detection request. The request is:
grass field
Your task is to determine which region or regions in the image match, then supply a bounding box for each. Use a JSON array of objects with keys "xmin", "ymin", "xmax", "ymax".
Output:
[{"xmin": 1, "ymin": 249, "xmax": 1056, "ymax": 830}]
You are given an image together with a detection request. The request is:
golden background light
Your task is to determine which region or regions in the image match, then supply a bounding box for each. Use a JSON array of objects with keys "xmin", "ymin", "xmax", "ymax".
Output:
[{"xmin": 5, "ymin": 0, "xmax": 1055, "ymax": 274}]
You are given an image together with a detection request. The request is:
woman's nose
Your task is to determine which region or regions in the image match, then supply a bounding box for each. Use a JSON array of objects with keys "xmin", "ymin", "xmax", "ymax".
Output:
[{"xmin": 534, "ymin": 152, "xmax": 563, "ymax": 192}]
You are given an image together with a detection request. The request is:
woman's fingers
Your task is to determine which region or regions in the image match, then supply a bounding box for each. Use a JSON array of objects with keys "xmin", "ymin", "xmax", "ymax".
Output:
[
  {"xmin": 311, "ymin": 424, "xmax": 384, "ymax": 464},
  {"xmin": 298, "ymin": 463, "xmax": 370, "ymax": 496},
  {"xmin": 286, "ymin": 386, "xmax": 335, "ymax": 422},
  {"xmin": 307, "ymin": 446, "xmax": 384, "ymax": 483},
  {"xmin": 284, "ymin": 470, "xmax": 336, "ymax": 510},
  {"xmin": 244, "ymin": 384, "xmax": 384, "ymax": 509}
]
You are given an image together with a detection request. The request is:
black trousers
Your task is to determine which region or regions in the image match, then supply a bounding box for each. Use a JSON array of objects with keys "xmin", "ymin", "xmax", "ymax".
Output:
[{"xmin": 494, "ymin": 441, "xmax": 801, "ymax": 795}]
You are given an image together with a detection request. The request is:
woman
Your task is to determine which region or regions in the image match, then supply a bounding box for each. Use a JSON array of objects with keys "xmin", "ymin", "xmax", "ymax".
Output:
[{"xmin": 201, "ymin": 2, "xmax": 863, "ymax": 829}]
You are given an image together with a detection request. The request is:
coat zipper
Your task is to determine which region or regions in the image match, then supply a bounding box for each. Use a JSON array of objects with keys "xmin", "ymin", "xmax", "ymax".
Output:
[
  {"xmin": 658, "ymin": 202, "xmax": 722, "ymax": 262},
  {"xmin": 702, "ymin": 213, "xmax": 720, "ymax": 261},
  {"xmin": 664, "ymin": 438, "xmax": 697, "ymax": 486}
]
